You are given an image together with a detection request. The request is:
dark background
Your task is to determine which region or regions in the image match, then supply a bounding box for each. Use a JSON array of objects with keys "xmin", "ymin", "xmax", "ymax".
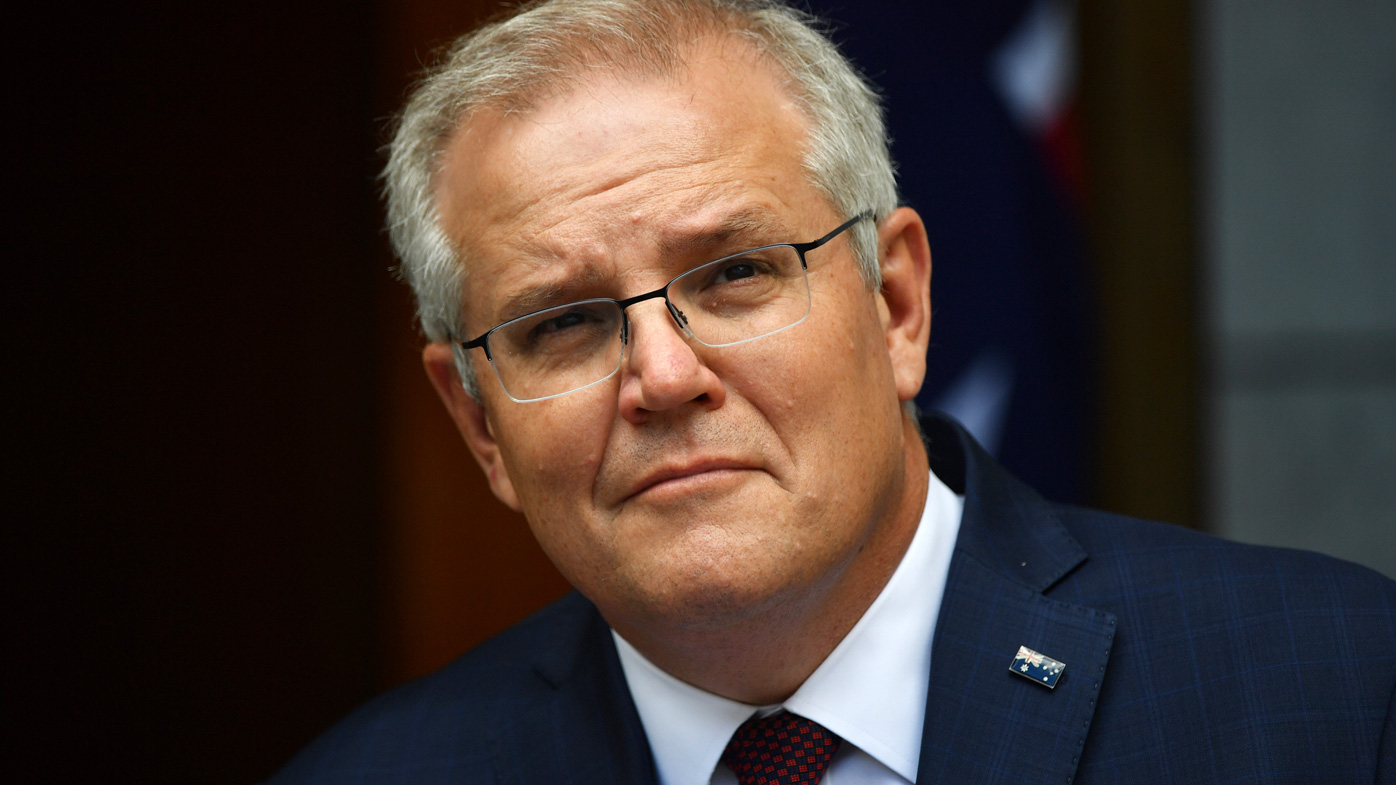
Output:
[
  {"xmin": 13, "ymin": 3, "xmax": 383, "ymax": 781},
  {"xmin": 8, "ymin": 2, "xmax": 1193, "ymax": 782}
]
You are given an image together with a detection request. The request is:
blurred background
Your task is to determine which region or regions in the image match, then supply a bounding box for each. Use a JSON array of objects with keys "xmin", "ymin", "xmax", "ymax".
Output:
[{"xmin": 10, "ymin": 0, "xmax": 1392, "ymax": 782}]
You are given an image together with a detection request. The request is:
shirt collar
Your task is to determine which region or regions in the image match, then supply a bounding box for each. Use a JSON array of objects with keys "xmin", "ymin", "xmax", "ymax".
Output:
[{"xmin": 614, "ymin": 469, "xmax": 963, "ymax": 785}]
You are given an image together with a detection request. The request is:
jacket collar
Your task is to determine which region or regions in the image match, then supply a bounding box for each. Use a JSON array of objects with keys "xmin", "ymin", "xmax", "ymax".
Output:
[
  {"xmin": 917, "ymin": 413, "xmax": 1116, "ymax": 784},
  {"xmin": 486, "ymin": 593, "xmax": 658, "ymax": 784},
  {"xmin": 923, "ymin": 413, "xmax": 1087, "ymax": 593}
]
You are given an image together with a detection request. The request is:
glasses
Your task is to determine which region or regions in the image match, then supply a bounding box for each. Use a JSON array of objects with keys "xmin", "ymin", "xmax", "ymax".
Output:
[{"xmin": 460, "ymin": 211, "xmax": 874, "ymax": 402}]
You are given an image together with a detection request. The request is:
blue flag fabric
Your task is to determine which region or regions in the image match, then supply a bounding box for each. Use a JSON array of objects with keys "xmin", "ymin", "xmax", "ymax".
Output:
[{"xmin": 810, "ymin": 0, "xmax": 1097, "ymax": 504}]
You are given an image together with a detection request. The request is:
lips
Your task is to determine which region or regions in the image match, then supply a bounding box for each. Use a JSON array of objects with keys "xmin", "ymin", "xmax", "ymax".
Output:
[{"xmin": 623, "ymin": 459, "xmax": 758, "ymax": 502}]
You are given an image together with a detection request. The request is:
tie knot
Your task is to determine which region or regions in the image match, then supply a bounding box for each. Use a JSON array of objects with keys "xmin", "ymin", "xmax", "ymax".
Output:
[{"xmin": 723, "ymin": 711, "xmax": 842, "ymax": 785}]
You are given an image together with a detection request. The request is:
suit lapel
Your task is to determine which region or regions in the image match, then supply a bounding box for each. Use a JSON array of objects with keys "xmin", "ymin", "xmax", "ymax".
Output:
[
  {"xmin": 917, "ymin": 416, "xmax": 1116, "ymax": 784},
  {"xmin": 486, "ymin": 595, "xmax": 657, "ymax": 785}
]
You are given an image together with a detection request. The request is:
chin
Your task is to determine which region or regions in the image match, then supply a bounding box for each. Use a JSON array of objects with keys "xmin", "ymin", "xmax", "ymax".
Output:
[
  {"xmin": 624, "ymin": 551, "xmax": 816, "ymax": 634},
  {"xmin": 579, "ymin": 505, "xmax": 828, "ymax": 633}
]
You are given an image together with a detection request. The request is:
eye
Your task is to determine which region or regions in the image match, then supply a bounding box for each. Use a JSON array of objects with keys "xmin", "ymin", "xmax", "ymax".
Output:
[
  {"xmin": 701, "ymin": 256, "xmax": 779, "ymax": 291},
  {"xmin": 713, "ymin": 260, "xmax": 759, "ymax": 283},
  {"xmin": 673, "ymin": 247, "xmax": 797, "ymax": 312},
  {"xmin": 531, "ymin": 308, "xmax": 591, "ymax": 336},
  {"xmin": 504, "ymin": 300, "xmax": 620, "ymax": 356}
]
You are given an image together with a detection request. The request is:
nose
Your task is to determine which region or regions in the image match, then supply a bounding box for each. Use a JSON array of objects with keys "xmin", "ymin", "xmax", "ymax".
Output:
[{"xmin": 616, "ymin": 299, "xmax": 726, "ymax": 423}]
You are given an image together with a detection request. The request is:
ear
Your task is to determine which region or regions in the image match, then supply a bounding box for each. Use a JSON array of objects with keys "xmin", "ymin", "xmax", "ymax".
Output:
[
  {"xmin": 422, "ymin": 342, "xmax": 521, "ymax": 511},
  {"xmin": 875, "ymin": 207, "xmax": 933, "ymax": 402}
]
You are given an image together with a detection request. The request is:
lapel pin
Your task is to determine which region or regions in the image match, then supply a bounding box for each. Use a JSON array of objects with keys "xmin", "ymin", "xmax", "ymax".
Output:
[{"xmin": 1010, "ymin": 645, "xmax": 1066, "ymax": 689}]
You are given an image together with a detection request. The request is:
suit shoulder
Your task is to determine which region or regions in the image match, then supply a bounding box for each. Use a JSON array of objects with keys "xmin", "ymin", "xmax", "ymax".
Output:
[
  {"xmin": 1064, "ymin": 505, "xmax": 1392, "ymax": 585},
  {"xmin": 264, "ymin": 592, "xmax": 601, "ymax": 784},
  {"xmin": 1054, "ymin": 505, "xmax": 1396, "ymax": 636},
  {"xmin": 1045, "ymin": 507, "xmax": 1396, "ymax": 780}
]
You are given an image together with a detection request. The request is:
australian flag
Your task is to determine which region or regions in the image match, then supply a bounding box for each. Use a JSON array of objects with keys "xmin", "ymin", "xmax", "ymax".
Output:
[{"xmin": 812, "ymin": 0, "xmax": 1097, "ymax": 504}]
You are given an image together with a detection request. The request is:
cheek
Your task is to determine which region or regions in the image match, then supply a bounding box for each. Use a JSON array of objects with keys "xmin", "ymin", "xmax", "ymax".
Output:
[
  {"xmin": 499, "ymin": 402, "xmax": 609, "ymax": 515},
  {"xmin": 783, "ymin": 291, "xmax": 901, "ymax": 460},
  {"xmin": 773, "ymin": 290, "xmax": 891, "ymax": 401},
  {"xmin": 500, "ymin": 402, "xmax": 617, "ymax": 583},
  {"xmin": 724, "ymin": 301, "xmax": 890, "ymax": 469}
]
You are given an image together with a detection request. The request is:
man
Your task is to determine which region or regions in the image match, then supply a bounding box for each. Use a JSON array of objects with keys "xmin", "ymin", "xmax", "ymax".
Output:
[{"xmin": 270, "ymin": 1, "xmax": 1395, "ymax": 782}]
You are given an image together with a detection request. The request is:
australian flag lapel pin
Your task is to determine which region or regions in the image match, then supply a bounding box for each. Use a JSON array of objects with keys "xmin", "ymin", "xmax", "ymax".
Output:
[{"xmin": 1010, "ymin": 645, "xmax": 1066, "ymax": 689}]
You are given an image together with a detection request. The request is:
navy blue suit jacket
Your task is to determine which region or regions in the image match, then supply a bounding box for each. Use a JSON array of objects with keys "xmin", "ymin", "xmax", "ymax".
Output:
[{"xmin": 269, "ymin": 414, "xmax": 1396, "ymax": 783}]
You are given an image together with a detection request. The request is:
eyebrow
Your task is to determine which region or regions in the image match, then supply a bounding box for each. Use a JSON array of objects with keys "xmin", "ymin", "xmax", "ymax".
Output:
[
  {"xmin": 655, "ymin": 206, "xmax": 793, "ymax": 257},
  {"xmin": 492, "ymin": 207, "xmax": 796, "ymax": 325},
  {"xmin": 495, "ymin": 265, "xmax": 611, "ymax": 324}
]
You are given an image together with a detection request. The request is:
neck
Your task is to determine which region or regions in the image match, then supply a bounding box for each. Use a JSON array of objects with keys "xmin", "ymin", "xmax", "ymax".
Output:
[{"xmin": 613, "ymin": 416, "xmax": 930, "ymax": 705}]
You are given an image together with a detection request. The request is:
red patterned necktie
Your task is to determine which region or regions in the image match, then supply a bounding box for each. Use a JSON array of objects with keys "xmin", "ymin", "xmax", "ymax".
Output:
[{"xmin": 722, "ymin": 710, "xmax": 843, "ymax": 785}]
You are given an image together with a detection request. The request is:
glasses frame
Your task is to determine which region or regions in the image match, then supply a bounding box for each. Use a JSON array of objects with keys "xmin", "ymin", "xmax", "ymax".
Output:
[{"xmin": 460, "ymin": 210, "xmax": 875, "ymax": 402}]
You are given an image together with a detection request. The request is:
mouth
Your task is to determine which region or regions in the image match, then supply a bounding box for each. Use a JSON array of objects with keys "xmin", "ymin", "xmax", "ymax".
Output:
[{"xmin": 624, "ymin": 459, "xmax": 760, "ymax": 503}]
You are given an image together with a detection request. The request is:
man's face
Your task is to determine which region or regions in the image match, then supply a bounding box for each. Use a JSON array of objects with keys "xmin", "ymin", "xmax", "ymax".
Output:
[{"xmin": 427, "ymin": 41, "xmax": 929, "ymax": 640}]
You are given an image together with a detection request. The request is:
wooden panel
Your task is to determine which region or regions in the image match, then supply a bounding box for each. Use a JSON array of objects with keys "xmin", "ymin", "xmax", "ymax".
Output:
[
  {"xmin": 373, "ymin": 0, "xmax": 573, "ymax": 685},
  {"xmin": 1078, "ymin": 0, "xmax": 1202, "ymax": 527}
]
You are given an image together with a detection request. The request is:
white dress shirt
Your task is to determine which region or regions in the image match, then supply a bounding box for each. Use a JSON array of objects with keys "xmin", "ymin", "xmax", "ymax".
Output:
[{"xmin": 614, "ymin": 470, "xmax": 964, "ymax": 785}]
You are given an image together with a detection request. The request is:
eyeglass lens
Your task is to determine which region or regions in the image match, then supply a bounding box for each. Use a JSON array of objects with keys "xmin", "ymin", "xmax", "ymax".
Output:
[{"xmin": 488, "ymin": 244, "xmax": 810, "ymax": 402}]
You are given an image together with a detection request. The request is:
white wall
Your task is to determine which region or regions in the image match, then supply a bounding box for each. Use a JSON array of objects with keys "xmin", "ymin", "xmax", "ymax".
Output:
[{"xmin": 1199, "ymin": 0, "xmax": 1396, "ymax": 577}]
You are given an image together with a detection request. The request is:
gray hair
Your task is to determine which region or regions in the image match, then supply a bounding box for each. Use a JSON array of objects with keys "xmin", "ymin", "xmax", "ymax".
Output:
[{"xmin": 383, "ymin": 0, "xmax": 899, "ymax": 398}]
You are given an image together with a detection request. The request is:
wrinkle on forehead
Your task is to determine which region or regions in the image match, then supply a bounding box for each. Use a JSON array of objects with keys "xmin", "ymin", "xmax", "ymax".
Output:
[
  {"xmin": 491, "ymin": 202, "xmax": 801, "ymax": 325},
  {"xmin": 435, "ymin": 35, "xmax": 807, "ymax": 235},
  {"xmin": 435, "ymin": 38, "xmax": 818, "ymax": 332}
]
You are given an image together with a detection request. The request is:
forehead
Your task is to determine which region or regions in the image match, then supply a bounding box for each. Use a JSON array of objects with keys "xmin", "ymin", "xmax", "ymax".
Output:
[{"xmin": 432, "ymin": 40, "xmax": 830, "ymax": 326}]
